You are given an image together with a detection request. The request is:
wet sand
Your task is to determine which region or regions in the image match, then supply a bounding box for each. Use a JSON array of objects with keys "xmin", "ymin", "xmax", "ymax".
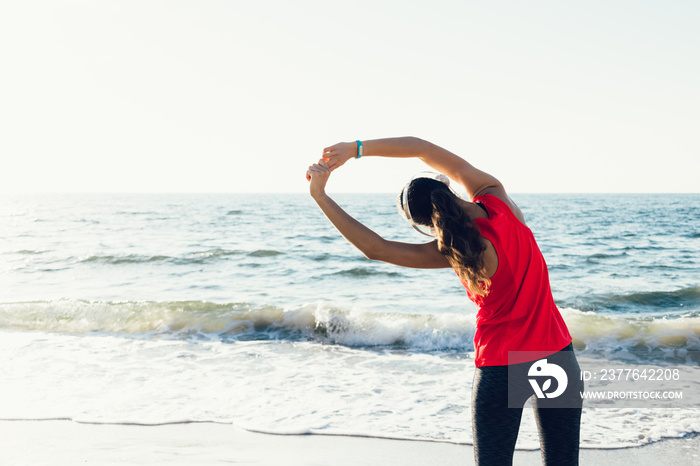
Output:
[{"xmin": 2, "ymin": 420, "xmax": 699, "ymax": 465}]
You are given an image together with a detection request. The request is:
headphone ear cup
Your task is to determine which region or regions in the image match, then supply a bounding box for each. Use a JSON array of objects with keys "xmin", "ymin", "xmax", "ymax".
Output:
[{"xmin": 435, "ymin": 174, "xmax": 450, "ymax": 186}]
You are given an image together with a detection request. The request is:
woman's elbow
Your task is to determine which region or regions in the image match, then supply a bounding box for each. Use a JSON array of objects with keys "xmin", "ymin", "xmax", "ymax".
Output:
[
  {"xmin": 362, "ymin": 248, "xmax": 383, "ymax": 262},
  {"xmin": 360, "ymin": 240, "xmax": 390, "ymax": 262}
]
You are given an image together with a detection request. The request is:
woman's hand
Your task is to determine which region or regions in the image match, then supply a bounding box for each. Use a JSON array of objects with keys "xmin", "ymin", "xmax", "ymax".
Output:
[
  {"xmin": 322, "ymin": 141, "xmax": 357, "ymax": 171},
  {"xmin": 306, "ymin": 159, "xmax": 331, "ymax": 199}
]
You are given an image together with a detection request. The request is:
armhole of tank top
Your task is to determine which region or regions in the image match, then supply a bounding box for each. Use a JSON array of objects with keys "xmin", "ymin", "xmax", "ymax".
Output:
[
  {"xmin": 479, "ymin": 194, "xmax": 526, "ymax": 228},
  {"xmin": 475, "ymin": 201, "xmax": 488, "ymax": 216}
]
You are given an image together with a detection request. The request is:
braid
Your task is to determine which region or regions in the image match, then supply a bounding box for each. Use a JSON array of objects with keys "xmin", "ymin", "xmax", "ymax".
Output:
[{"xmin": 430, "ymin": 190, "xmax": 491, "ymax": 297}]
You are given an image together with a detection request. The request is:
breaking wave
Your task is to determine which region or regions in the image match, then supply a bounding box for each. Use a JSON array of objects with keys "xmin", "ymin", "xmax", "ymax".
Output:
[{"xmin": 2, "ymin": 300, "xmax": 700, "ymax": 353}]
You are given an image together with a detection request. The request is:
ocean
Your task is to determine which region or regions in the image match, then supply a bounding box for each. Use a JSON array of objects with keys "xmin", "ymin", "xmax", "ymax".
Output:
[{"xmin": 1, "ymin": 193, "xmax": 699, "ymax": 449}]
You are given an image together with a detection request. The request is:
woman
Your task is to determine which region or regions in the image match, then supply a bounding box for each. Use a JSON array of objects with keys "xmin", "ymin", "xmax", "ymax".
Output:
[{"xmin": 306, "ymin": 137, "xmax": 582, "ymax": 465}]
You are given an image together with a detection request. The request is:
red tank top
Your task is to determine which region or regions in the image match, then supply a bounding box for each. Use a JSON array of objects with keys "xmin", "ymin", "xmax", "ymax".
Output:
[{"xmin": 464, "ymin": 194, "xmax": 571, "ymax": 366}]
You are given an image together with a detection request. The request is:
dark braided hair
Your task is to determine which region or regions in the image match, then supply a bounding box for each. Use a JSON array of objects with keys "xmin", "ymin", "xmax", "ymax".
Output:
[{"xmin": 398, "ymin": 177, "xmax": 491, "ymax": 296}]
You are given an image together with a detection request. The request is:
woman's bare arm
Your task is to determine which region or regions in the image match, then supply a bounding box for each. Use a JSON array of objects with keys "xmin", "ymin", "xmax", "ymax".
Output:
[
  {"xmin": 306, "ymin": 160, "xmax": 449, "ymax": 269},
  {"xmin": 322, "ymin": 137, "xmax": 526, "ymax": 224}
]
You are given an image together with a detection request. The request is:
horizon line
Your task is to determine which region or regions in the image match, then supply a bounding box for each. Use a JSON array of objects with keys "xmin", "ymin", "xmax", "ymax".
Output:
[{"xmin": 2, "ymin": 191, "xmax": 699, "ymax": 196}]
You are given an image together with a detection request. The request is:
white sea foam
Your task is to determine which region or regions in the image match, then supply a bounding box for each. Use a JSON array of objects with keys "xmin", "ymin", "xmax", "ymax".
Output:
[
  {"xmin": 1, "ymin": 329, "xmax": 699, "ymax": 449},
  {"xmin": 561, "ymin": 307, "xmax": 700, "ymax": 352},
  {"xmin": 1, "ymin": 300, "xmax": 699, "ymax": 354}
]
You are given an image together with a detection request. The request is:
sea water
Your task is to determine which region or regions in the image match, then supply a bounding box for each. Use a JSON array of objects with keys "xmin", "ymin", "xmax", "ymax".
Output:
[{"xmin": 1, "ymin": 193, "xmax": 699, "ymax": 449}]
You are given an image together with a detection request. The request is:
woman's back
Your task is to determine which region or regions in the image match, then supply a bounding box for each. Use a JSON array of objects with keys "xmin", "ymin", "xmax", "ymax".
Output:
[{"xmin": 465, "ymin": 194, "xmax": 572, "ymax": 366}]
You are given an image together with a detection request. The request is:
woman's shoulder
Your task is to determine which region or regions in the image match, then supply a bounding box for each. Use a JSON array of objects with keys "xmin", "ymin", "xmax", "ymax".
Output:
[{"xmin": 473, "ymin": 189, "xmax": 526, "ymax": 226}]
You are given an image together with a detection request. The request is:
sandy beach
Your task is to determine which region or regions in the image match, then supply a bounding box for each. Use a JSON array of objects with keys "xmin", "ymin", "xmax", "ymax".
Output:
[{"xmin": 1, "ymin": 420, "xmax": 698, "ymax": 466}]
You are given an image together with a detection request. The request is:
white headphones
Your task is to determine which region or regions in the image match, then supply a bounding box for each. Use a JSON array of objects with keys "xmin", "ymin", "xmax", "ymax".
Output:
[{"xmin": 398, "ymin": 172, "xmax": 454, "ymax": 237}]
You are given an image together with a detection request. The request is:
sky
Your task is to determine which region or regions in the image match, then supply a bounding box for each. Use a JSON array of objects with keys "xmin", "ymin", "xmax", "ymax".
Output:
[{"xmin": 1, "ymin": 0, "xmax": 698, "ymax": 194}]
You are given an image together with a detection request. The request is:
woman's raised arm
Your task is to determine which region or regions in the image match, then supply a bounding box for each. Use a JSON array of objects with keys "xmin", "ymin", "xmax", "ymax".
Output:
[
  {"xmin": 306, "ymin": 160, "xmax": 449, "ymax": 269},
  {"xmin": 322, "ymin": 137, "xmax": 525, "ymax": 224}
]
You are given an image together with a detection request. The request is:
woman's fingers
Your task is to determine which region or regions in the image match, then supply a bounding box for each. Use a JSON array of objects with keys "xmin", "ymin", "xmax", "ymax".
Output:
[
  {"xmin": 322, "ymin": 144, "xmax": 342, "ymax": 163},
  {"xmin": 322, "ymin": 151, "xmax": 334, "ymax": 164},
  {"xmin": 324, "ymin": 155, "xmax": 340, "ymax": 171},
  {"xmin": 308, "ymin": 161, "xmax": 330, "ymax": 172},
  {"xmin": 306, "ymin": 161, "xmax": 331, "ymax": 181},
  {"xmin": 306, "ymin": 164, "xmax": 319, "ymax": 181},
  {"xmin": 322, "ymin": 141, "xmax": 356, "ymax": 171}
]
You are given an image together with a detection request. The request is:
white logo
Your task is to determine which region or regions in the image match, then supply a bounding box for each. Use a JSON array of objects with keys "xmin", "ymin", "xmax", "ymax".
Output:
[{"xmin": 528, "ymin": 359, "xmax": 568, "ymax": 399}]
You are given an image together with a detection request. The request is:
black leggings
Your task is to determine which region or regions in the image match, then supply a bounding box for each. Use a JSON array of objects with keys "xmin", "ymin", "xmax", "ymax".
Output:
[{"xmin": 472, "ymin": 343, "xmax": 583, "ymax": 465}]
